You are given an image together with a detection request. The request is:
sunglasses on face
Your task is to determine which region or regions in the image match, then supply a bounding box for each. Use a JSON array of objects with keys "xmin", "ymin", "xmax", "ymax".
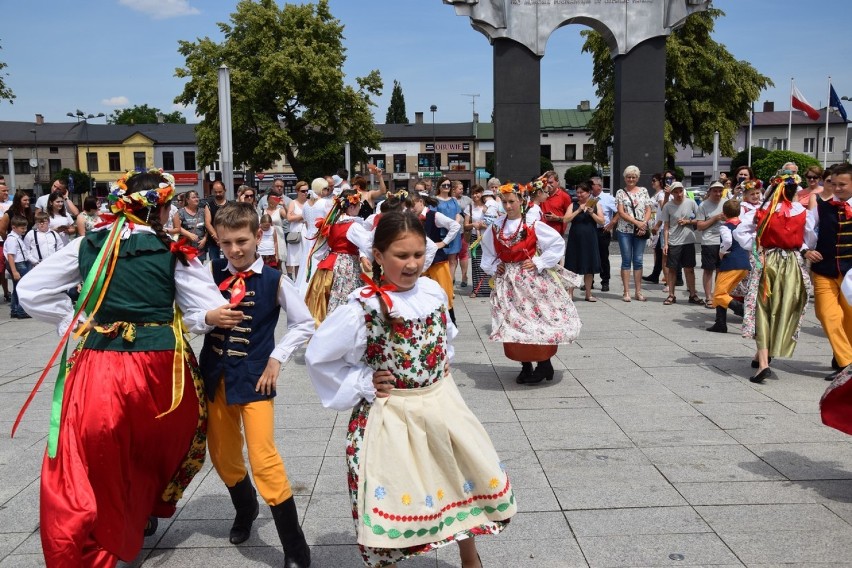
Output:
[
  {"xmin": 806, "ymin": 176, "xmax": 820, "ymax": 180},
  {"xmin": 243, "ymin": 193, "xmax": 255, "ymax": 198},
  {"xmin": 299, "ymin": 190, "xmax": 309, "ymax": 193},
  {"xmin": 440, "ymin": 183, "xmax": 451, "ymax": 188}
]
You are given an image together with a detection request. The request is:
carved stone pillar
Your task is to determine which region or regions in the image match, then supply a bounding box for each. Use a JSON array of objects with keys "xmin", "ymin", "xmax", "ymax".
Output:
[{"xmin": 493, "ymin": 38, "xmax": 541, "ymax": 184}]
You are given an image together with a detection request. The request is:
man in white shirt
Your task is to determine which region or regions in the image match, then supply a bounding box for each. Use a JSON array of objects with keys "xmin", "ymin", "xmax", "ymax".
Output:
[
  {"xmin": 591, "ymin": 176, "xmax": 617, "ymax": 292},
  {"xmin": 36, "ymin": 179, "xmax": 79, "ymax": 216},
  {"xmin": 0, "ymin": 177, "xmax": 11, "ymax": 302}
]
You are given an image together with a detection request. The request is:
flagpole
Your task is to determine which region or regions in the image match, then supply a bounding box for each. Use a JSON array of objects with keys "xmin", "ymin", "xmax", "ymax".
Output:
[
  {"xmin": 748, "ymin": 103, "xmax": 754, "ymax": 166},
  {"xmin": 788, "ymin": 77, "xmax": 794, "ymax": 147},
  {"xmin": 824, "ymin": 76, "xmax": 831, "ymax": 168}
]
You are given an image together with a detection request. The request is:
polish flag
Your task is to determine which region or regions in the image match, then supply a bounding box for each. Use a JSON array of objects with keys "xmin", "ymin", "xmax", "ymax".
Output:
[{"xmin": 792, "ymin": 85, "xmax": 820, "ymax": 120}]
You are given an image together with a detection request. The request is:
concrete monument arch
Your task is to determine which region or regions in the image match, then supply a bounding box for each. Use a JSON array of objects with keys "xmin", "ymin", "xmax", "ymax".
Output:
[{"xmin": 446, "ymin": 0, "xmax": 710, "ymax": 187}]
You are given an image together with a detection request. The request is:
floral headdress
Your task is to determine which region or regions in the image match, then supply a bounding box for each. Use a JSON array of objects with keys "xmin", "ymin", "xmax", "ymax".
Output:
[
  {"xmin": 390, "ymin": 189, "xmax": 409, "ymax": 200},
  {"xmin": 742, "ymin": 180, "xmax": 763, "ymax": 192},
  {"xmin": 108, "ymin": 168, "xmax": 176, "ymax": 225},
  {"xmin": 336, "ymin": 190, "xmax": 362, "ymax": 210},
  {"xmin": 497, "ymin": 182, "xmax": 526, "ymax": 196}
]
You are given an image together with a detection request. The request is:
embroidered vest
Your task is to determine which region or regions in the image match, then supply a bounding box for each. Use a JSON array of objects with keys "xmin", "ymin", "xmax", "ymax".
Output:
[
  {"xmin": 719, "ymin": 221, "xmax": 750, "ymax": 272},
  {"xmin": 812, "ymin": 198, "xmax": 852, "ymax": 278},
  {"xmin": 317, "ymin": 220, "xmax": 359, "ymax": 271},
  {"xmin": 754, "ymin": 206, "xmax": 806, "ymax": 251},
  {"xmin": 493, "ymin": 221, "xmax": 537, "ymax": 263},
  {"xmin": 78, "ymin": 231, "xmax": 176, "ymax": 352},
  {"xmin": 422, "ymin": 210, "xmax": 448, "ymax": 264},
  {"xmin": 200, "ymin": 258, "xmax": 282, "ymax": 404}
]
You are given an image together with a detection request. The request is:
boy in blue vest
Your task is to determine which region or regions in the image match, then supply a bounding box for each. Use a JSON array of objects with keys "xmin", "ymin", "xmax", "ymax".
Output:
[
  {"xmin": 707, "ymin": 199, "xmax": 749, "ymax": 333},
  {"xmin": 200, "ymin": 202, "xmax": 314, "ymax": 567},
  {"xmin": 804, "ymin": 163, "xmax": 852, "ymax": 380}
]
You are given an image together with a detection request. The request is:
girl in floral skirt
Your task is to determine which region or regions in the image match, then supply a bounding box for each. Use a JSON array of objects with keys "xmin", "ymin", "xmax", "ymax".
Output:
[
  {"xmin": 303, "ymin": 189, "xmax": 373, "ymax": 326},
  {"xmin": 481, "ymin": 182, "xmax": 582, "ymax": 384},
  {"xmin": 305, "ymin": 210, "xmax": 515, "ymax": 568}
]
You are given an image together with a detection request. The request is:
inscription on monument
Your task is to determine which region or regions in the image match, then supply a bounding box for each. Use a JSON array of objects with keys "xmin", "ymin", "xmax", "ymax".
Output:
[{"xmin": 445, "ymin": 0, "xmax": 709, "ymax": 56}]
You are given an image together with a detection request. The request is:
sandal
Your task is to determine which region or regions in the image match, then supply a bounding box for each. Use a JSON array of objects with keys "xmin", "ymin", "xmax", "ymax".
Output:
[
  {"xmin": 634, "ymin": 293, "xmax": 647, "ymax": 302},
  {"xmin": 585, "ymin": 296, "xmax": 598, "ymax": 302},
  {"xmin": 663, "ymin": 295, "xmax": 676, "ymax": 305},
  {"xmin": 688, "ymin": 294, "xmax": 705, "ymax": 305},
  {"xmin": 622, "ymin": 294, "xmax": 631, "ymax": 302}
]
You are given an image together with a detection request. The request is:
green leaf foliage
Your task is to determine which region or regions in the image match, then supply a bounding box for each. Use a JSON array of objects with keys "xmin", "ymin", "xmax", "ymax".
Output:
[
  {"xmin": 580, "ymin": 8, "xmax": 772, "ymax": 167},
  {"xmin": 564, "ymin": 164, "xmax": 598, "ymax": 187},
  {"xmin": 728, "ymin": 146, "xmax": 770, "ymax": 177},
  {"xmin": 108, "ymin": 104, "xmax": 187, "ymax": 125},
  {"xmin": 385, "ymin": 80, "xmax": 409, "ymax": 124},
  {"xmin": 751, "ymin": 150, "xmax": 820, "ymax": 184},
  {"xmin": 540, "ymin": 156, "xmax": 553, "ymax": 176},
  {"xmin": 0, "ymin": 41, "xmax": 14, "ymax": 105},
  {"xmin": 55, "ymin": 168, "xmax": 94, "ymax": 195},
  {"xmin": 174, "ymin": 0, "xmax": 382, "ymax": 181}
]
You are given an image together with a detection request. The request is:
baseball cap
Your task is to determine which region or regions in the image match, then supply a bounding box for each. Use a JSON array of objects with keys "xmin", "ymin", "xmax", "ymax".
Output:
[{"xmin": 670, "ymin": 181, "xmax": 684, "ymax": 191}]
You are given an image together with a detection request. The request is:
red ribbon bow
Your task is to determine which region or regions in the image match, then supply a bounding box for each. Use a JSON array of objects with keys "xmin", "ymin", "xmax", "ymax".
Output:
[
  {"xmin": 831, "ymin": 199, "xmax": 852, "ymax": 220},
  {"xmin": 218, "ymin": 270, "xmax": 254, "ymax": 304},
  {"xmin": 360, "ymin": 273, "xmax": 397, "ymax": 311},
  {"xmin": 170, "ymin": 238, "xmax": 199, "ymax": 261}
]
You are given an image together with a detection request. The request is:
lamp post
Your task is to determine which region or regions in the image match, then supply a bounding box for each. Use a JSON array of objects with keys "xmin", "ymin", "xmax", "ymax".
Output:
[
  {"xmin": 29, "ymin": 128, "xmax": 39, "ymax": 188},
  {"xmin": 430, "ymin": 105, "xmax": 438, "ymax": 177},
  {"xmin": 67, "ymin": 110, "xmax": 105, "ymax": 194}
]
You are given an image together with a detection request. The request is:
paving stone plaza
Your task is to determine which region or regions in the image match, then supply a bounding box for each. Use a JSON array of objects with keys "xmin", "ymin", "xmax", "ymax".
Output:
[{"xmin": 2, "ymin": 253, "xmax": 851, "ymax": 567}]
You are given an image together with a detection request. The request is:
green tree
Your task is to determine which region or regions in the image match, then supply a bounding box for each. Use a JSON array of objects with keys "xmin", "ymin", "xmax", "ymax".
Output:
[
  {"xmin": 751, "ymin": 150, "xmax": 820, "ymax": 184},
  {"xmin": 0, "ymin": 41, "xmax": 15, "ymax": 104},
  {"xmin": 55, "ymin": 168, "xmax": 94, "ymax": 195},
  {"xmin": 385, "ymin": 80, "xmax": 408, "ymax": 124},
  {"xmin": 108, "ymin": 104, "xmax": 186, "ymax": 125},
  {"xmin": 540, "ymin": 156, "xmax": 553, "ymax": 177},
  {"xmin": 564, "ymin": 164, "xmax": 598, "ymax": 187},
  {"xmin": 580, "ymin": 8, "xmax": 772, "ymax": 168},
  {"xmin": 175, "ymin": 0, "xmax": 382, "ymax": 181},
  {"xmin": 728, "ymin": 146, "xmax": 770, "ymax": 177}
]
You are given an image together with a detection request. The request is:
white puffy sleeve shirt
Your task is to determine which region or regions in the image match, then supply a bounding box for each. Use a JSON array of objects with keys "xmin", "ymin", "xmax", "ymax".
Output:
[
  {"xmin": 304, "ymin": 277, "xmax": 457, "ymax": 411},
  {"xmin": 480, "ymin": 216, "xmax": 565, "ymax": 276},
  {"xmin": 17, "ymin": 224, "xmax": 229, "ymax": 337}
]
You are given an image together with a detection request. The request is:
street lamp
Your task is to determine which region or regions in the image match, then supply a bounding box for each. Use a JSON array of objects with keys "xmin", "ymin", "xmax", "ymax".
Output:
[
  {"xmin": 29, "ymin": 128, "xmax": 39, "ymax": 186},
  {"xmin": 66, "ymin": 110, "xmax": 105, "ymax": 194},
  {"xmin": 430, "ymin": 105, "xmax": 438, "ymax": 177}
]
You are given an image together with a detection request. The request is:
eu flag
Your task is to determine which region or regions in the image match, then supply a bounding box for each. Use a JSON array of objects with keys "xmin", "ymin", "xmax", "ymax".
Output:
[{"xmin": 830, "ymin": 84, "xmax": 848, "ymax": 122}]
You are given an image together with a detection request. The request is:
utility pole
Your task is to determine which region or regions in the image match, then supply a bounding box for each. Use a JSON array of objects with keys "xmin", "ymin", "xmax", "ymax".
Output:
[{"xmin": 462, "ymin": 94, "xmax": 480, "ymax": 189}]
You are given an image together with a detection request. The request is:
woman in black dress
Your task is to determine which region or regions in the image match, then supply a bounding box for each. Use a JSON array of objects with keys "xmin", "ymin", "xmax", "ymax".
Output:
[{"xmin": 564, "ymin": 182, "xmax": 604, "ymax": 301}]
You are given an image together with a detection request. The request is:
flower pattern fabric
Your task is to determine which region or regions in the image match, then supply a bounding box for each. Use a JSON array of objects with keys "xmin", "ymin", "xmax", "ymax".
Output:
[{"xmin": 345, "ymin": 303, "xmax": 507, "ymax": 567}]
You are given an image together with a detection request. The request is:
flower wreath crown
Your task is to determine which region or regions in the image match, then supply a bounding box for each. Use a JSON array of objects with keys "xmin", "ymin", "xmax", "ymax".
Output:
[{"xmin": 108, "ymin": 168, "xmax": 175, "ymax": 223}]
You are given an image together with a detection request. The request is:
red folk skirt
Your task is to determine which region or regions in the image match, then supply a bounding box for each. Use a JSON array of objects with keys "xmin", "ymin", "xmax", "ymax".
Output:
[{"xmin": 40, "ymin": 348, "xmax": 205, "ymax": 567}]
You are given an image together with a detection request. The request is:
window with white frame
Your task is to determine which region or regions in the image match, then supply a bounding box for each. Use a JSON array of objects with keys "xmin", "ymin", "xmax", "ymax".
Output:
[
  {"xmin": 803, "ymin": 138, "xmax": 815, "ymax": 153},
  {"xmin": 822, "ymin": 137, "xmax": 835, "ymax": 153},
  {"xmin": 758, "ymin": 138, "xmax": 770, "ymax": 149}
]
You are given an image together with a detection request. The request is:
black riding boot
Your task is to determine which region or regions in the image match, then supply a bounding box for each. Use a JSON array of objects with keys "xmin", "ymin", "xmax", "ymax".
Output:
[
  {"xmin": 227, "ymin": 475, "xmax": 259, "ymax": 545},
  {"xmin": 270, "ymin": 497, "xmax": 311, "ymax": 568},
  {"xmin": 728, "ymin": 299, "xmax": 744, "ymax": 318},
  {"xmin": 516, "ymin": 362, "xmax": 534, "ymax": 384},
  {"xmin": 706, "ymin": 306, "xmax": 728, "ymax": 333},
  {"xmin": 531, "ymin": 358, "xmax": 554, "ymax": 382}
]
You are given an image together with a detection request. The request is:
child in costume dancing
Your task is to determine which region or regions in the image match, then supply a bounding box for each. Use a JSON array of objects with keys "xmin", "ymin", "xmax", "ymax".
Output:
[
  {"xmin": 303, "ymin": 189, "xmax": 373, "ymax": 326},
  {"xmin": 16, "ymin": 169, "xmax": 242, "ymax": 567},
  {"xmin": 305, "ymin": 211, "xmax": 515, "ymax": 568},
  {"xmin": 200, "ymin": 202, "xmax": 315, "ymax": 567},
  {"xmin": 481, "ymin": 182, "xmax": 582, "ymax": 384},
  {"xmin": 734, "ymin": 170, "xmax": 814, "ymax": 383}
]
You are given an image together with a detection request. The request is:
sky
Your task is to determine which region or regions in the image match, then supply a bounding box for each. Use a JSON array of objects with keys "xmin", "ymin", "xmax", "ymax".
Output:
[{"xmin": 0, "ymin": 0, "xmax": 850, "ymax": 126}]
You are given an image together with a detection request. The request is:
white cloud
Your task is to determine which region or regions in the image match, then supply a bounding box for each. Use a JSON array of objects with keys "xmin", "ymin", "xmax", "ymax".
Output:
[
  {"xmin": 118, "ymin": 0, "xmax": 200, "ymax": 19},
  {"xmin": 102, "ymin": 96, "xmax": 130, "ymax": 106}
]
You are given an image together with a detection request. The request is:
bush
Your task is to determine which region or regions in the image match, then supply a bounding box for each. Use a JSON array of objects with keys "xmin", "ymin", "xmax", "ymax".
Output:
[
  {"xmin": 564, "ymin": 164, "xmax": 599, "ymax": 188},
  {"xmin": 540, "ymin": 156, "xmax": 553, "ymax": 177},
  {"xmin": 728, "ymin": 146, "xmax": 770, "ymax": 177},
  {"xmin": 751, "ymin": 150, "xmax": 820, "ymax": 184}
]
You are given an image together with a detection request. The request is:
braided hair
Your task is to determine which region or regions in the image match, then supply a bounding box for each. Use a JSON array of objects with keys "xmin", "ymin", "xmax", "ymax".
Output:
[{"xmin": 124, "ymin": 172, "xmax": 189, "ymax": 266}]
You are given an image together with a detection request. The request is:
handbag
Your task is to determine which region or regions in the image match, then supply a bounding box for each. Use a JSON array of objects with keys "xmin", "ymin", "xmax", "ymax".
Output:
[
  {"xmin": 628, "ymin": 194, "xmax": 650, "ymax": 239},
  {"xmin": 286, "ymin": 231, "xmax": 301, "ymax": 244}
]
